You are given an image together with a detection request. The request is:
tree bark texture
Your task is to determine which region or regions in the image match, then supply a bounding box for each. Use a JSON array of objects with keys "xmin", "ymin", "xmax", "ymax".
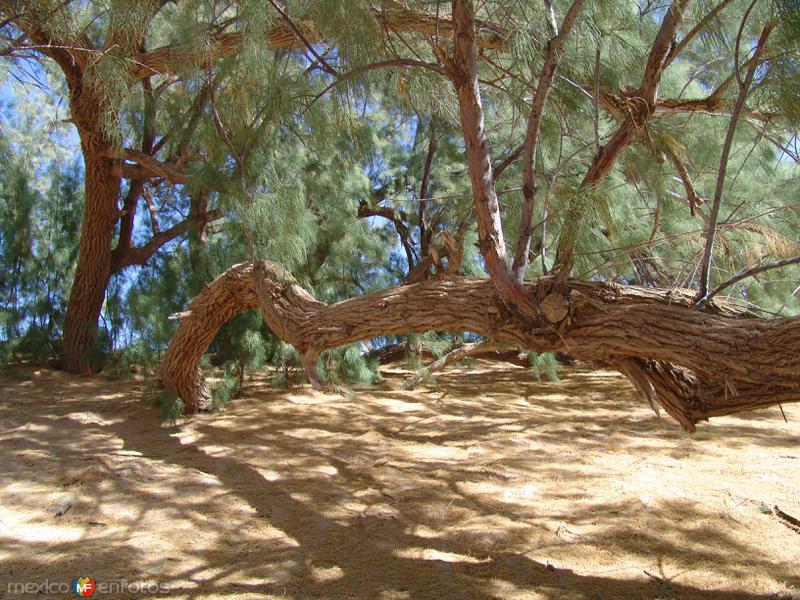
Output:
[
  {"xmin": 450, "ymin": 0, "xmax": 537, "ymax": 317},
  {"xmin": 2, "ymin": 4, "xmax": 228, "ymax": 374},
  {"xmin": 61, "ymin": 130, "xmax": 121, "ymax": 374},
  {"xmin": 160, "ymin": 260, "xmax": 799, "ymax": 432}
]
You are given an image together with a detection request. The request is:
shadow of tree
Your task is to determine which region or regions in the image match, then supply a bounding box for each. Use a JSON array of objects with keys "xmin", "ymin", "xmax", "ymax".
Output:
[{"xmin": 0, "ymin": 364, "xmax": 797, "ymax": 599}]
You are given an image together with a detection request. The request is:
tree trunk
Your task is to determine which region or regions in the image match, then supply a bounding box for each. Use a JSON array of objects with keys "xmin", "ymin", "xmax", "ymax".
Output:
[
  {"xmin": 61, "ymin": 134, "xmax": 120, "ymax": 374},
  {"xmin": 161, "ymin": 263, "xmax": 260, "ymax": 411},
  {"xmin": 160, "ymin": 260, "xmax": 799, "ymax": 431}
]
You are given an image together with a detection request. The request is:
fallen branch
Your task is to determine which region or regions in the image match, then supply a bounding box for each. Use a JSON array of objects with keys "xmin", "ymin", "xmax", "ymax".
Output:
[
  {"xmin": 773, "ymin": 505, "xmax": 800, "ymax": 534},
  {"xmin": 401, "ymin": 341, "xmax": 506, "ymax": 390}
]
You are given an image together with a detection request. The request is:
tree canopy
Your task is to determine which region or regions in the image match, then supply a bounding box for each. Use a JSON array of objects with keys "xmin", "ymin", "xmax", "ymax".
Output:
[{"xmin": 0, "ymin": 0, "xmax": 798, "ymax": 429}]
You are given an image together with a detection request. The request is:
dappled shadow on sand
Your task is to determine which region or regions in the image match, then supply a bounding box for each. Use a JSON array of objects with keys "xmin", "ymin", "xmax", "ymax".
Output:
[{"xmin": 0, "ymin": 363, "xmax": 798, "ymax": 599}]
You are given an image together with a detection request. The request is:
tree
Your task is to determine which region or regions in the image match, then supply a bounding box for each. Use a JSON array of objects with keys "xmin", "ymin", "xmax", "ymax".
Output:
[
  {"xmin": 0, "ymin": 0, "xmax": 503, "ymax": 373},
  {"xmin": 0, "ymin": 86, "xmax": 83, "ymax": 359},
  {"xmin": 0, "ymin": 1, "xmax": 226, "ymax": 372},
  {"xmin": 2, "ymin": 1, "xmax": 799, "ymax": 431}
]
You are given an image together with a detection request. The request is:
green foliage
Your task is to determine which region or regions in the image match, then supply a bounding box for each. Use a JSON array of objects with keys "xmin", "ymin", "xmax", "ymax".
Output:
[
  {"xmin": 404, "ymin": 332, "xmax": 454, "ymax": 371},
  {"xmin": 0, "ymin": 127, "xmax": 82, "ymax": 360},
  {"xmin": 141, "ymin": 383, "xmax": 184, "ymax": 424},
  {"xmin": 206, "ymin": 312, "xmax": 270, "ymax": 407},
  {"xmin": 1, "ymin": 0, "xmax": 799, "ymax": 387},
  {"xmin": 211, "ymin": 361, "xmax": 243, "ymax": 409},
  {"xmin": 270, "ymin": 341, "xmax": 305, "ymax": 387},
  {"xmin": 317, "ymin": 344, "xmax": 382, "ymax": 389},
  {"xmin": 528, "ymin": 352, "xmax": 561, "ymax": 383}
]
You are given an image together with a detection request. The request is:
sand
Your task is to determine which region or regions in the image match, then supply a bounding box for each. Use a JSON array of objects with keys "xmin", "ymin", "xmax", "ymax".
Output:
[{"xmin": 0, "ymin": 362, "xmax": 798, "ymax": 599}]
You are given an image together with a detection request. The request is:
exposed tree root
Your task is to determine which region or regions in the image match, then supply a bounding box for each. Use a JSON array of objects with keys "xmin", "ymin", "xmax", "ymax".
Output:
[{"xmin": 160, "ymin": 260, "xmax": 800, "ymax": 431}]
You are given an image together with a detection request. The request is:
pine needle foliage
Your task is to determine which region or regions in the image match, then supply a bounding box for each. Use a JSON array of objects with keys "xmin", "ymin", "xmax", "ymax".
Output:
[{"xmin": 1, "ymin": 0, "xmax": 799, "ymax": 386}]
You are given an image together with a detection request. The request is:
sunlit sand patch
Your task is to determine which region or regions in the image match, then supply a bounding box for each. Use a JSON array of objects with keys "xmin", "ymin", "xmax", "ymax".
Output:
[
  {"xmin": 285, "ymin": 390, "xmax": 337, "ymax": 405},
  {"xmin": 398, "ymin": 443, "xmax": 467, "ymax": 462},
  {"xmin": 63, "ymin": 411, "xmax": 120, "ymax": 426},
  {"xmin": 393, "ymin": 546, "xmax": 488, "ymax": 564},
  {"xmin": 282, "ymin": 427, "xmax": 341, "ymax": 440},
  {"xmin": 457, "ymin": 480, "xmax": 540, "ymax": 504},
  {"xmin": 0, "ymin": 506, "xmax": 86, "ymax": 545},
  {"xmin": 0, "ymin": 363, "xmax": 798, "ymax": 599},
  {"xmin": 256, "ymin": 467, "xmax": 282, "ymax": 481},
  {"xmin": 309, "ymin": 563, "xmax": 345, "ymax": 583},
  {"xmin": 372, "ymin": 397, "xmax": 430, "ymax": 413}
]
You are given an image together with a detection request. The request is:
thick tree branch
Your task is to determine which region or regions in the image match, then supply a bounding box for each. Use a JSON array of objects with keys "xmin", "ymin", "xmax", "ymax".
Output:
[
  {"xmin": 641, "ymin": 0, "xmax": 691, "ymax": 103},
  {"xmin": 160, "ymin": 260, "xmax": 798, "ymax": 434},
  {"xmin": 450, "ymin": 0, "xmax": 537, "ymax": 317}
]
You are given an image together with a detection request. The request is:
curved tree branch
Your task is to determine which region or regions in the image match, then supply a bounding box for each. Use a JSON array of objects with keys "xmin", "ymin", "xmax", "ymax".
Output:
[{"xmin": 160, "ymin": 260, "xmax": 798, "ymax": 434}]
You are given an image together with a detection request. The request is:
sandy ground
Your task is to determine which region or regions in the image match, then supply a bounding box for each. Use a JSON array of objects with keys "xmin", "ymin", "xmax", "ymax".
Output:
[{"xmin": 0, "ymin": 362, "xmax": 798, "ymax": 600}]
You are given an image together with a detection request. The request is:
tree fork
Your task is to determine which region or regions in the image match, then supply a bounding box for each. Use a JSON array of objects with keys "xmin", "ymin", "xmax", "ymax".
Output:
[{"xmin": 159, "ymin": 260, "xmax": 799, "ymax": 431}]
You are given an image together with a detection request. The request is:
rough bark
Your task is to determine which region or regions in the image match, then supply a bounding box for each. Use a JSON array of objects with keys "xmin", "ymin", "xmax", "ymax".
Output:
[
  {"xmin": 61, "ymin": 131, "xmax": 120, "ymax": 374},
  {"xmin": 1, "ymin": 6, "xmax": 222, "ymax": 374},
  {"xmin": 159, "ymin": 260, "xmax": 798, "ymax": 431},
  {"xmin": 450, "ymin": 0, "xmax": 537, "ymax": 317},
  {"xmin": 2, "ymin": 12, "xmax": 117, "ymax": 374},
  {"xmin": 161, "ymin": 264, "xmax": 257, "ymax": 411}
]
